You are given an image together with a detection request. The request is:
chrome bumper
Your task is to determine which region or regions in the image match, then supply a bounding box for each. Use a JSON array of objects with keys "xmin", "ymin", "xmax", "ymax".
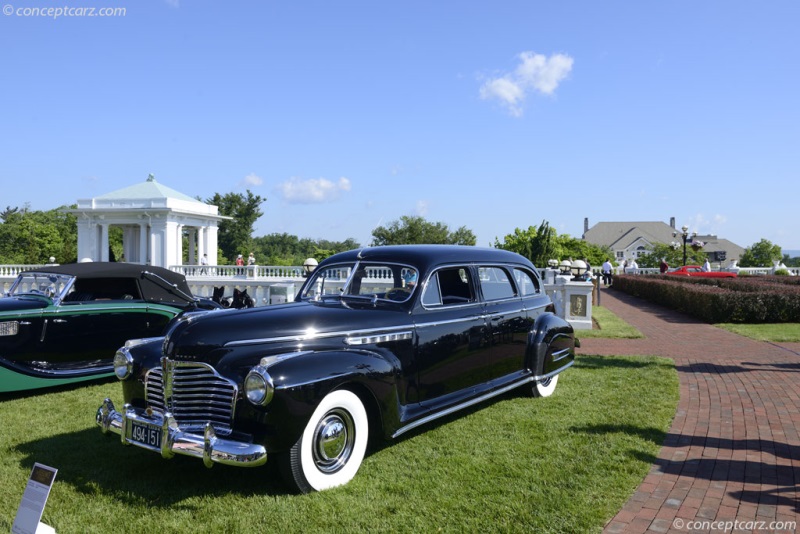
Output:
[{"xmin": 96, "ymin": 398, "xmax": 267, "ymax": 468}]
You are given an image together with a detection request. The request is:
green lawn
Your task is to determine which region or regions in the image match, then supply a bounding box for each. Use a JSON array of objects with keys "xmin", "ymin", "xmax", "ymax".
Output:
[
  {"xmin": 715, "ymin": 322, "xmax": 800, "ymax": 342},
  {"xmin": 0, "ymin": 354, "xmax": 678, "ymax": 534},
  {"xmin": 578, "ymin": 305, "xmax": 644, "ymax": 339}
]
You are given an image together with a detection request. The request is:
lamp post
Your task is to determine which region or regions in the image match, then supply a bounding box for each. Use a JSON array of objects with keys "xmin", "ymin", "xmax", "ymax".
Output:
[
  {"xmin": 672, "ymin": 225, "xmax": 696, "ymax": 266},
  {"xmin": 302, "ymin": 258, "xmax": 318, "ymax": 276}
]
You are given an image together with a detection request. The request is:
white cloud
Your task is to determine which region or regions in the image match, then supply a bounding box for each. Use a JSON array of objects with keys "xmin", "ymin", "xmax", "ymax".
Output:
[
  {"xmin": 480, "ymin": 51, "xmax": 574, "ymax": 117},
  {"xmin": 278, "ymin": 176, "xmax": 352, "ymax": 204},
  {"xmin": 416, "ymin": 199, "xmax": 429, "ymax": 217},
  {"xmin": 239, "ymin": 172, "xmax": 263, "ymax": 188}
]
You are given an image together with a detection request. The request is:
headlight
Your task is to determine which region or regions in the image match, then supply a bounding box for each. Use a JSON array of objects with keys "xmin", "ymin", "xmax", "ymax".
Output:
[
  {"xmin": 113, "ymin": 348, "xmax": 134, "ymax": 380},
  {"xmin": 244, "ymin": 366, "xmax": 274, "ymax": 406}
]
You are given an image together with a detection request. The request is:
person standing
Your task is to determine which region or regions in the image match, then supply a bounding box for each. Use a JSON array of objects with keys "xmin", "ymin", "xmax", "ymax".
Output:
[
  {"xmin": 702, "ymin": 258, "xmax": 711, "ymax": 272},
  {"xmin": 660, "ymin": 259, "xmax": 669, "ymax": 274},
  {"xmin": 247, "ymin": 252, "xmax": 256, "ymax": 266},
  {"xmin": 601, "ymin": 259, "xmax": 613, "ymax": 286}
]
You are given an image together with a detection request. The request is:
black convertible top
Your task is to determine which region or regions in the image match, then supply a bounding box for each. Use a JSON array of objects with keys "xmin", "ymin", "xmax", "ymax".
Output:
[{"xmin": 24, "ymin": 262, "xmax": 196, "ymax": 306}]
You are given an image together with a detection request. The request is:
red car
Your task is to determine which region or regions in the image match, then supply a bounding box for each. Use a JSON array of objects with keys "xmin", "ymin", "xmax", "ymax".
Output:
[{"xmin": 666, "ymin": 265, "xmax": 737, "ymax": 278}]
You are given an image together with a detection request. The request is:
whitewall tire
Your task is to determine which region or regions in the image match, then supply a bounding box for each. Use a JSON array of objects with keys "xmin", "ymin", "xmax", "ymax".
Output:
[
  {"xmin": 283, "ymin": 389, "xmax": 369, "ymax": 493},
  {"xmin": 532, "ymin": 374, "xmax": 559, "ymax": 398}
]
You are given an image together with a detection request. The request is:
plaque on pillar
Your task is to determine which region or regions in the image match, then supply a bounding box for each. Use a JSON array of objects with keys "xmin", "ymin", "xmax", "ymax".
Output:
[{"xmin": 569, "ymin": 294, "xmax": 587, "ymax": 317}]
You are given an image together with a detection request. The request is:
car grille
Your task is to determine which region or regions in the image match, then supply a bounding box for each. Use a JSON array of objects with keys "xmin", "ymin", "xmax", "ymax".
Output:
[{"xmin": 145, "ymin": 359, "xmax": 238, "ymax": 435}]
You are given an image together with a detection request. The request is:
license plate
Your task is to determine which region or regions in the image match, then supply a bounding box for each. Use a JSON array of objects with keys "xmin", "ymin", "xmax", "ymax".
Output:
[{"xmin": 130, "ymin": 420, "xmax": 162, "ymax": 449}]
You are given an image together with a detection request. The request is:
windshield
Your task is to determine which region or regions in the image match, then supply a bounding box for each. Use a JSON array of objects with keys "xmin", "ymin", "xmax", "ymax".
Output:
[
  {"xmin": 7, "ymin": 272, "xmax": 74, "ymax": 300},
  {"xmin": 300, "ymin": 262, "xmax": 418, "ymax": 303}
]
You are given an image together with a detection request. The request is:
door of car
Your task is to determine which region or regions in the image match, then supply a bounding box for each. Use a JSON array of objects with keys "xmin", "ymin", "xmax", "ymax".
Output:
[
  {"xmin": 476, "ymin": 265, "xmax": 531, "ymax": 383},
  {"xmin": 38, "ymin": 302, "xmax": 173, "ymax": 366},
  {"xmin": 412, "ymin": 265, "xmax": 490, "ymax": 409},
  {"xmin": 0, "ymin": 307, "xmax": 47, "ymax": 364}
]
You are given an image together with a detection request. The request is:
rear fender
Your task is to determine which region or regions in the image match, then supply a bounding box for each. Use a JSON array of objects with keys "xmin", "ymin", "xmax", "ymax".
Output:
[{"xmin": 527, "ymin": 313, "xmax": 575, "ymax": 378}]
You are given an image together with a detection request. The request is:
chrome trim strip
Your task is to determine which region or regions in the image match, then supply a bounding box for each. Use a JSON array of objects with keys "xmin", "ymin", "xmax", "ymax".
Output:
[
  {"xmin": 346, "ymin": 331, "xmax": 413, "ymax": 345},
  {"xmin": 224, "ymin": 324, "xmax": 416, "ymax": 347},
  {"xmin": 551, "ymin": 347, "xmax": 572, "ymax": 362}
]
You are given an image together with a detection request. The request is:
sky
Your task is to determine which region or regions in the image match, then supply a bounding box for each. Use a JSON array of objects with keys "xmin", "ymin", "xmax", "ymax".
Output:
[{"xmin": 2, "ymin": 1, "xmax": 799, "ymax": 252}]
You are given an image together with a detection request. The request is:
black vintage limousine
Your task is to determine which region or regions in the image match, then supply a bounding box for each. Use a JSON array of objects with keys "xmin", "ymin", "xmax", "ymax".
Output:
[{"xmin": 97, "ymin": 245, "xmax": 576, "ymax": 492}]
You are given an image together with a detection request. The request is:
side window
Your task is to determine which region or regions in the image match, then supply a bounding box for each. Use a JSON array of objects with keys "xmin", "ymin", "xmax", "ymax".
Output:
[
  {"xmin": 423, "ymin": 267, "xmax": 475, "ymax": 306},
  {"xmin": 513, "ymin": 268, "xmax": 541, "ymax": 296},
  {"xmin": 421, "ymin": 273, "xmax": 442, "ymax": 306},
  {"xmin": 478, "ymin": 267, "xmax": 515, "ymax": 301}
]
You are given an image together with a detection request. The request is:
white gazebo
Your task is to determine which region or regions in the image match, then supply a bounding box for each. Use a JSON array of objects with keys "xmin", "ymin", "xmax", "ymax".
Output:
[{"xmin": 66, "ymin": 174, "xmax": 230, "ymax": 267}]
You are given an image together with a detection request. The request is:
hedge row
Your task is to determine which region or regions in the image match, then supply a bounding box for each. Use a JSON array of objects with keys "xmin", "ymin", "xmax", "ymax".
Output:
[{"xmin": 611, "ymin": 275, "xmax": 800, "ymax": 323}]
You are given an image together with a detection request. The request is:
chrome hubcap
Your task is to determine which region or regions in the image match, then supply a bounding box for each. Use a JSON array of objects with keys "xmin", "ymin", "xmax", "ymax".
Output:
[
  {"xmin": 312, "ymin": 409, "xmax": 355, "ymax": 473},
  {"xmin": 540, "ymin": 377, "xmax": 552, "ymax": 387}
]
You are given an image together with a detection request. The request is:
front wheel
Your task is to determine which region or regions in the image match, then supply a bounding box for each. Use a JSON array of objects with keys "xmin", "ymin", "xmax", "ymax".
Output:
[
  {"xmin": 281, "ymin": 389, "xmax": 369, "ymax": 493},
  {"xmin": 531, "ymin": 374, "xmax": 559, "ymax": 398}
]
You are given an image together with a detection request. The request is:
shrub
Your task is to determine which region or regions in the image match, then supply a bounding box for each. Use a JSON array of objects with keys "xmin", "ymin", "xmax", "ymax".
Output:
[{"xmin": 611, "ymin": 275, "xmax": 800, "ymax": 323}]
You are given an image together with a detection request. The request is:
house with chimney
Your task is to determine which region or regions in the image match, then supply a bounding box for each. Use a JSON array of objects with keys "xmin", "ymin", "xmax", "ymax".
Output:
[{"xmin": 582, "ymin": 217, "xmax": 745, "ymax": 268}]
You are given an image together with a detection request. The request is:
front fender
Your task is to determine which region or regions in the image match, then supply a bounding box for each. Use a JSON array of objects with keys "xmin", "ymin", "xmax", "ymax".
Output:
[
  {"xmin": 116, "ymin": 337, "xmax": 166, "ymax": 406},
  {"xmin": 528, "ymin": 312, "xmax": 575, "ymax": 378},
  {"xmin": 256, "ymin": 349, "xmax": 399, "ymax": 452}
]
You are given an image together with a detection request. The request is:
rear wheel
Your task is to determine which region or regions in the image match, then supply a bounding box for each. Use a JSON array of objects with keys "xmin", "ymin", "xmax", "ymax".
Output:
[
  {"xmin": 281, "ymin": 390, "xmax": 369, "ymax": 493},
  {"xmin": 531, "ymin": 374, "xmax": 559, "ymax": 398}
]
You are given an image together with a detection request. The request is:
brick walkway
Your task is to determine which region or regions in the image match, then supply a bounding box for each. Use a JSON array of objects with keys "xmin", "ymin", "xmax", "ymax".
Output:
[{"xmin": 578, "ymin": 287, "xmax": 800, "ymax": 534}]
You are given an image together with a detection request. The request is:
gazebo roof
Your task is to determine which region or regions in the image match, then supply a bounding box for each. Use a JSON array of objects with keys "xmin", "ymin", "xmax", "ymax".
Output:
[
  {"xmin": 72, "ymin": 174, "xmax": 228, "ymax": 220},
  {"xmin": 95, "ymin": 174, "xmax": 200, "ymax": 204}
]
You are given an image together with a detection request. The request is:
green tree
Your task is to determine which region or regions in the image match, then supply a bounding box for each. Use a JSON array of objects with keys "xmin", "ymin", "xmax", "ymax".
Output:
[
  {"xmin": 0, "ymin": 205, "xmax": 78, "ymax": 264},
  {"xmin": 494, "ymin": 221, "xmax": 558, "ymax": 267},
  {"xmin": 207, "ymin": 190, "xmax": 265, "ymax": 263},
  {"xmin": 739, "ymin": 239, "xmax": 782, "ymax": 267},
  {"xmin": 370, "ymin": 216, "xmax": 476, "ymax": 246},
  {"xmin": 251, "ymin": 234, "xmax": 361, "ymax": 265},
  {"xmin": 637, "ymin": 243, "xmax": 707, "ymax": 269},
  {"xmin": 555, "ymin": 234, "xmax": 611, "ymax": 269},
  {"xmin": 495, "ymin": 220, "xmax": 610, "ymax": 268},
  {"xmin": 782, "ymin": 254, "xmax": 800, "ymax": 268}
]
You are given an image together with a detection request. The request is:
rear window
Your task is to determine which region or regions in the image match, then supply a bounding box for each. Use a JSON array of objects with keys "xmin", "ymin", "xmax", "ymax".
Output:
[
  {"xmin": 478, "ymin": 267, "xmax": 515, "ymax": 301},
  {"xmin": 513, "ymin": 268, "xmax": 540, "ymax": 296}
]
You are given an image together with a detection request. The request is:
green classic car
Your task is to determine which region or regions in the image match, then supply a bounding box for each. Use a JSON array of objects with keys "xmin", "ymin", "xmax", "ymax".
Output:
[{"xmin": 0, "ymin": 262, "xmax": 219, "ymax": 394}]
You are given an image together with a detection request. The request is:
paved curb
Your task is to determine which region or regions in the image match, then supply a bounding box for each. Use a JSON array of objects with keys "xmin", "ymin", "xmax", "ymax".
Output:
[{"xmin": 578, "ymin": 287, "xmax": 799, "ymax": 533}]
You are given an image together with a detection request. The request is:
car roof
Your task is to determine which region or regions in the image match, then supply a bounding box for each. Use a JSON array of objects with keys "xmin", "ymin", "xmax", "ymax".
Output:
[
  {"xmin": 23, "ymin": 262, "xmax": 195, "ymax": 305},
  {"xmin": 320, "ymin": 245, "xmax": 538, "ymax": 272}
]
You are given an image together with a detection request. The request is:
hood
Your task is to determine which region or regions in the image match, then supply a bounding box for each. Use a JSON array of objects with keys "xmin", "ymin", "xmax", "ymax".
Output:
[
  {"xmin": 0, "ymin": 296, "xmax": 50, "ymax": 313},
  {"xmin": 162, "ymin": 300, "xmax": 410, "ymax": 364}
]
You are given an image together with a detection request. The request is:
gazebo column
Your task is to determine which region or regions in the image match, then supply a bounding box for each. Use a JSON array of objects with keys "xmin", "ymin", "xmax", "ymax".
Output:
[
  {"xmin": 139, "ymin": 223, "xmax": 149, "ymax": 265},
  {"xmin": 175, "ymin": 224, "xmax": 184, "ymax": 266},
  {"xmin": 206, "ymin": 225, "xmax": 218, "ymax": 265},
  {"xmin": 197, "ymin": 227, "xmax": 207, "ymax": 262},
  {"xmin": 188, "ymin": 228, "xmax": 197, "ymax": 265},
  {"xmin": 100, "ymin": 223, "xmax": 109, "ymax": 262}
]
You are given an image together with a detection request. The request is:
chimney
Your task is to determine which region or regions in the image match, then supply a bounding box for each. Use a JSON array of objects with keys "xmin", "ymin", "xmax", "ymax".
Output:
[
  {"xmin": 584, "ymin": 217, "xmax": 589, "ymax": 234},
  {"xmin": 670, "ymin": 217, "xmax": 675, "ymax": 229}
]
